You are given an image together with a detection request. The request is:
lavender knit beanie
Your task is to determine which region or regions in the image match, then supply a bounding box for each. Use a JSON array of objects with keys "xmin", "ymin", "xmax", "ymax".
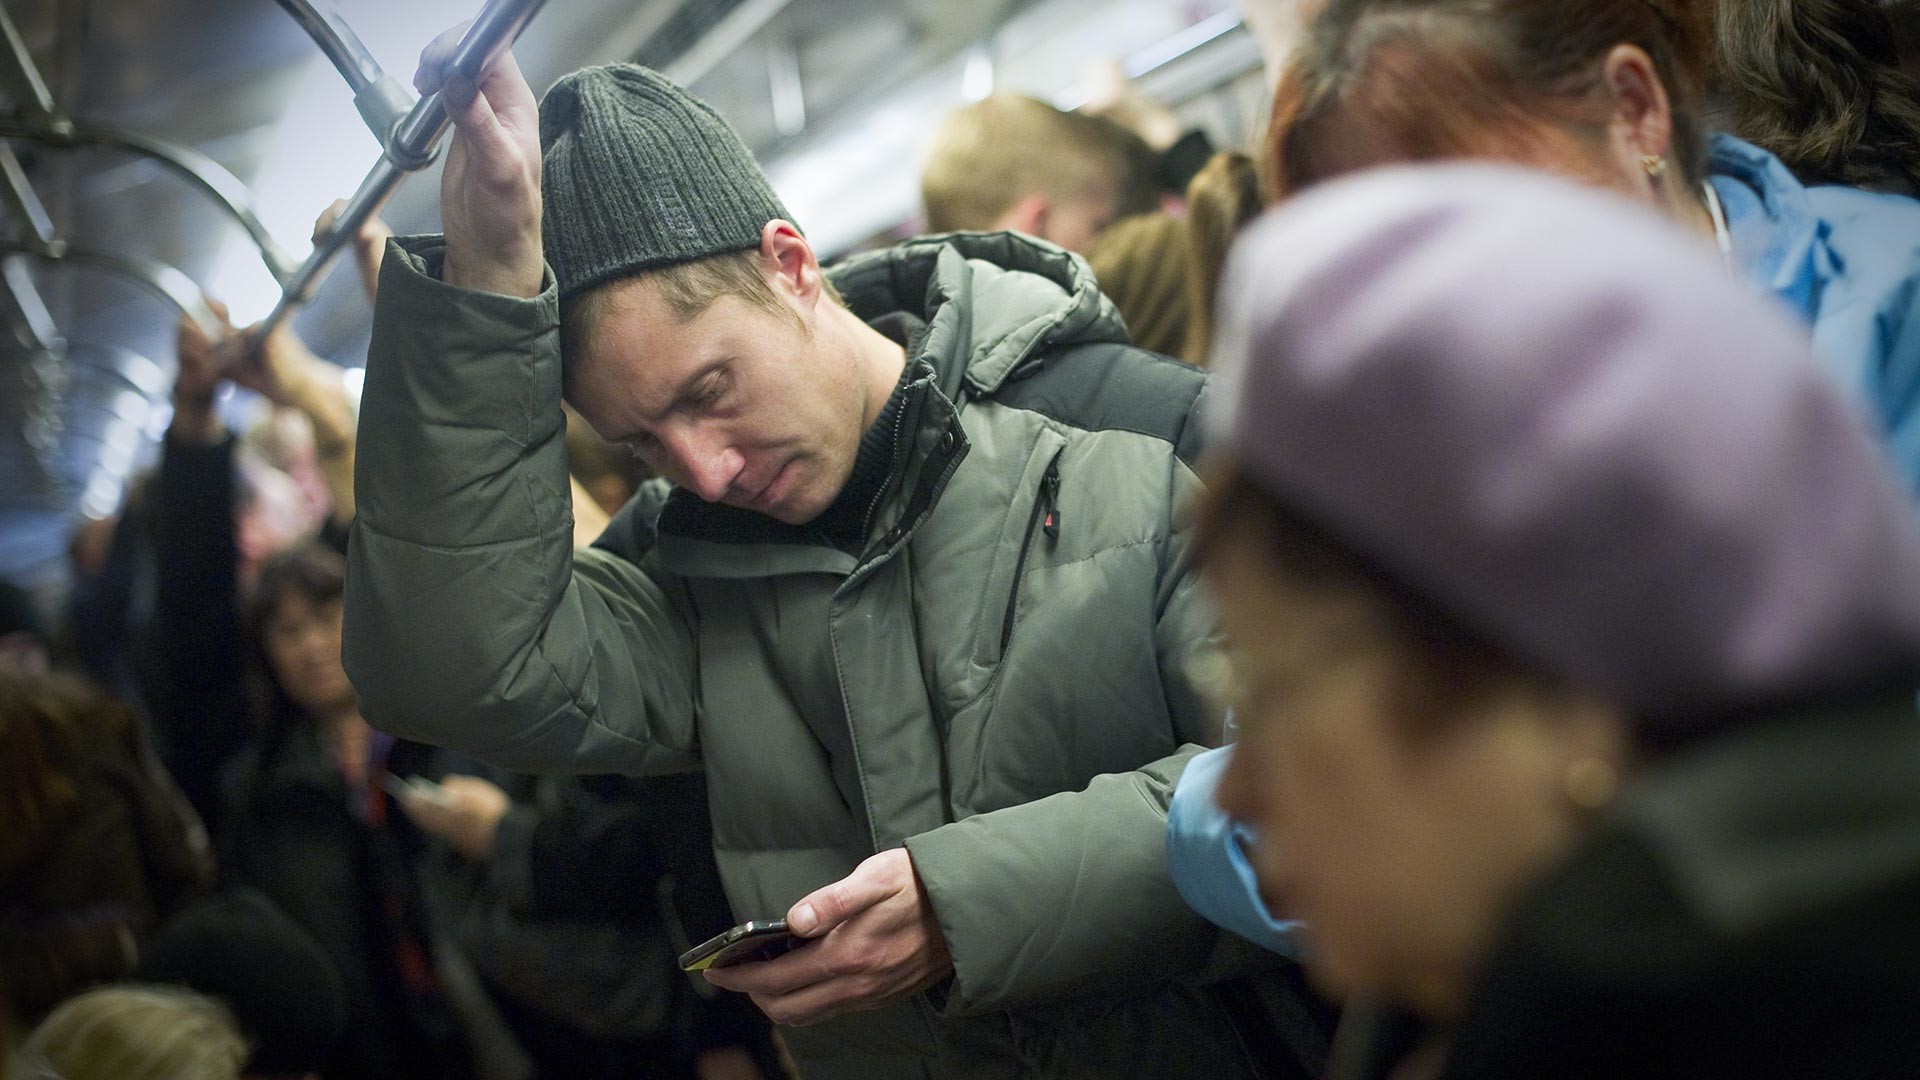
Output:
[{"xmin": 1207, "ymin": 164, "xmax": 1920, "ymax": 731}]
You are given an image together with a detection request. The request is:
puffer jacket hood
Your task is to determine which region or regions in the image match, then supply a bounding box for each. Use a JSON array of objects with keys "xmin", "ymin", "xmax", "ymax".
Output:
[{"xmin": 828, "ymin": 230, "xmax": 1130, "ymax": 394}]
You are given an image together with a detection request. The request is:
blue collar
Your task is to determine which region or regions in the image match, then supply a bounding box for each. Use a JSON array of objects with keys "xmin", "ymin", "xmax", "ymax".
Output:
[{"xmin": 1706, "ymin": 134, "xmax": 1838, "ymax": 315}]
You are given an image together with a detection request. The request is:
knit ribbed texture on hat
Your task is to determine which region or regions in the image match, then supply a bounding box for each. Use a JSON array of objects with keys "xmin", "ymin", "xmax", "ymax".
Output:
[{"xmin": 539, "ymin": 64, "xmax": 794, "ymax": 301}]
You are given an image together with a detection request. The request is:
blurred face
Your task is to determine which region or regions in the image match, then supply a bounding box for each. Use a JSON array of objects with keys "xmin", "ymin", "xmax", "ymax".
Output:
[
  {"xmin": 1205, "ymin": 511, "xmax": 1612, "ymax": 1018},
  {"xmin": 569, "ymin": 277, "xmax": 870, "ymax": 526},
  {"xmin": 263, "ymin": 590, "xmax": 353, "ymax": 716}
]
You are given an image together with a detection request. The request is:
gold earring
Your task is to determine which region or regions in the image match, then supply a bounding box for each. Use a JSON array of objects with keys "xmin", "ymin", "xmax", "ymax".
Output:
[
  {"xmin": 1564, "ymin": 757, "xmax": 1618, "ymax": 811},
  {"xmin": 1641, "ymin": 154, "xmax": 1669, "ymax": 179}
]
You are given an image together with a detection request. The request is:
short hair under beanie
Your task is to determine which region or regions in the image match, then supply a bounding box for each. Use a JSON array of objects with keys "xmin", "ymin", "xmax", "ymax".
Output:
[
  {"xmin": 1208, "ymin": 163, "xmax": 1920, "ymax": 735},
  {"xmin": 539, "ymin": 63, "xmax": 794, "ymax": 302}
]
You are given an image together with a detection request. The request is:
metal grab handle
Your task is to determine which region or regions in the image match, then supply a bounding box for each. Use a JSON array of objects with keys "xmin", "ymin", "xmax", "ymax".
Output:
[
  {"xmin": 0, "ymin": 116, "xmax": 299, "ymax": 284},
  {"xmin": 0, "ymin": 242, "xmax": 226, "ymax": 339},
  {"xmin": 256, "ymin": 0, "xmax": 547, "ymax": 341},
  {"xmin": 271, "ymin": 0, "xmax": 418, "ymax": 152}
]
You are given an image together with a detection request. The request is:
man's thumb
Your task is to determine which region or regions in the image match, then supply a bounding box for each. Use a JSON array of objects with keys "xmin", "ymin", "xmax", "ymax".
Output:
[{"xmin": 788, "ymin": 862, "xmax": 888, "ymax": 937}]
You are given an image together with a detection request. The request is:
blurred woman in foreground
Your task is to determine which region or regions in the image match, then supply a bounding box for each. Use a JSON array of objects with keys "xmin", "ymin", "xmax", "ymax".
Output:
[{"xmin": 1198, "ymin": 164, "xmax": 1920, "ymax": 1077}]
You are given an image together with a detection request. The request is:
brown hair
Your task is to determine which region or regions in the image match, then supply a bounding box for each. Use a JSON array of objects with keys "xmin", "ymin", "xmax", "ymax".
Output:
[
  {"xmin": 1711, "ymin": 0, "xmax": 1920, "ymax": 193},
  {"xmin": 1084, "ymin": 212, "xmax": 1192, "ymax": 357},
  {"xmin": 1180, "ymin": 152, "xmax": 1264, "ymax": 366},
  {"xmin": 1266, "ymin": 0, "xmax": 1714, "ymax": 201},
  {"xmin": 921, "ymin": 94, "xmax": 1160, "ymax": 234}
]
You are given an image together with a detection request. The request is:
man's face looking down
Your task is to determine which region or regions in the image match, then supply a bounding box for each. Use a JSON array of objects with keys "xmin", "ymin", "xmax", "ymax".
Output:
[{"xmin": 566, "ymin": 229, "xmax": 874, "ymax": 527}]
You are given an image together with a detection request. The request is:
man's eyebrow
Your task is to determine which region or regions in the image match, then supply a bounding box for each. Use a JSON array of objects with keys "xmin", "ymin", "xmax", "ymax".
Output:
[{"xmin": 641, "ymin": 357, "xmax": 728, "ymax": 425}]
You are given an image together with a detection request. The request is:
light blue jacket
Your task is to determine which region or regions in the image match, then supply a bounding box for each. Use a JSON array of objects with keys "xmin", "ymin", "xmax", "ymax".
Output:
[{"xmin": 1709, "ymin": 134, "xmax": 1920, "ymax": 493}]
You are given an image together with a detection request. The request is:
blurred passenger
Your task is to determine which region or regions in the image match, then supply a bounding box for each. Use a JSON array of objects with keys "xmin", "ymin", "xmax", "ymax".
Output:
[
  {"xmin": 25, "ymin": 984, "xmax": 245, "ymax": 1080},
  {"xmin": 1203, "ymin": 164, "xmax": 1920, "ymax": 1077},
  {"xmin": 927, "ymin": 94, "xmax": 1196, "ymax": 358},
  {"xmin": 0, "ymin": 665, "xmax": 212, "ymax": 1023},
  {"xmin": 133, "ymin": 887, "xmax": 349, "ymax": 1080},
  {"xmin": 345, "ymin": 39, "xmax": 1325, "ymax": 1079},
  {"xmin": 921, "ymin": 93, "xmax": 1160, "ymax": 253},
  {"xmin": 1180, "ymin": 151, "xmax": 1263, "ymax": 366},
  {"xmin": 221, "ymin": 541, "xmax": 475, "ymax": 1080},
  {"xmin": 0, "ymin": 583, "xmax": 50, "ymax": 675},
  {"xmin": 1079, "ymin": 60, "xmax": 1219, "ymax": 202},
  {"xmin": 315, "ymin": 197, "xmax": 395, "ymax": 313},
  {"xmin": 564, "ymin": 406, "xmax": 648, "ymax": 515},
  {"xmin": 1263, "ymin": 0, "xmax": 1920, "ymax": 493},
  {"xmin": 64, "ymin": 492, "xmax": 155, "ymax": 706},
  {"xmin": 1083, "ymin": 212, "xmax": 1192, "ymax": 356},
  {"xmin": 1711, "ymin": 0, "xmax": 1920, "ymax": 196},
  {"xmin": 146, "ymin": 310, "xmax": 311, "ymax": 831},
  {"xmin": 396, "ymin": 767, "xmax": 779, "ymax": 1079},
  {"xmin": 1236, "ymin": 0, "xmax": 1325, "ymax": 86}
]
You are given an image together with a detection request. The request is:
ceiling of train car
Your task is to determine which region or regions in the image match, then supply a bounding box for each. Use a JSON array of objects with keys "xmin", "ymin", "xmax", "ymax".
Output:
[{"xmin": 0, "ymin": 0, "xmax": 1243, "ymax": 589}]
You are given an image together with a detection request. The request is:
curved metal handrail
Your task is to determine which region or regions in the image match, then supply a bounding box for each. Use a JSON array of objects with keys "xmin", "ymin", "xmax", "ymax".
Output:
[
  {"xmin": 0, "ymin": 115, "xmax": 298, "ymax": 284},
  {"xmin": 257, "ymin": 0, "xmax": 547, "ymax": 339},
  {"xmin": 271, "ymin": 0, "xmax": 386, "ymax": 98},
  {"xmin": 0, "ymin": 242, "xmax": 225, "ymax": 338}
]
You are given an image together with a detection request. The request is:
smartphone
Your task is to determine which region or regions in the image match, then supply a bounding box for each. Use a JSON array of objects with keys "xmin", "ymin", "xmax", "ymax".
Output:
[
  {"xmin": 679, "ymin": 919, "xmax": 802, "ymax": 972},
  {"xmin": 381, "ymin": 774, "xmax": 454, "ymax": 806}
]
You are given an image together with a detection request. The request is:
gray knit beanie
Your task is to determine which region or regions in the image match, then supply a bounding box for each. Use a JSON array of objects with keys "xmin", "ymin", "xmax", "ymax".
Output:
[{"xmin": 539, "ymin": 64, "xmax": 794, "ymax": 301}]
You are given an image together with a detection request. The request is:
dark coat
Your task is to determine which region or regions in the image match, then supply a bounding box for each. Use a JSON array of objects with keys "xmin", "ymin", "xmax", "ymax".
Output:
[{"xmin": 1416, "ymin": 693, "xmax": 1920, "ymax": 1080}]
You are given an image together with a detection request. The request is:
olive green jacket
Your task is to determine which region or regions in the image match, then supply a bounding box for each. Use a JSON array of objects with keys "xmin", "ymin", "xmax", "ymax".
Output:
[{"xmin": 344, "ymin": 231, "xmax": 1287, "ymax": 1078}]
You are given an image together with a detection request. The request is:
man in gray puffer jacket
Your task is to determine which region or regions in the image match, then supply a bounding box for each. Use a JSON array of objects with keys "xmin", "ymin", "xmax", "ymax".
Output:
[{"xmin": 342, "ymin": 32, "xmax": 1322, "ymax": 1080}]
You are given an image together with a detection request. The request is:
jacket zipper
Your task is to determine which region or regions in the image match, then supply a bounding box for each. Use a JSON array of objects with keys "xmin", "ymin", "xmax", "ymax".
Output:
[{"xmin": 1000, "ymin": 456, "xmax": 1061, "ymax": 652}]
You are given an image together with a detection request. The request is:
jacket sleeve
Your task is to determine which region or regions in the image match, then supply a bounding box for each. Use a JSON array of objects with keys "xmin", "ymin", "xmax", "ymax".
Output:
[
  {"xmin": 342, "ymin": 237, "xmax": 698, "ymax": 775},
  {"xmin": 1867, "ymin": 264, "xmax": 1920, "ymax": 498},
  {"xmin": 1166, "ymin": 745, "xmax": 1305, "ymax": 956},
  {"xmin": 148, "ymin": 432, "xmax": 252, "ymax": 832},
  {"xmin": 903, "ymin": 432, "xmax": 1268, "ymax": 1011}
]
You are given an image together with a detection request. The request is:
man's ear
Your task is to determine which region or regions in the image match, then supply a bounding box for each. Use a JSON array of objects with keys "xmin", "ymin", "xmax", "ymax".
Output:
[
  {"xmin": 761, "ymin": 219, "xmax": 823, "ymax": 315},
  {"xmin": 1600, "ymin": 44, "xmax": 1676, "ymax": 191},
  {"xmin": 992, "ymin": 193, "xmax": 1052, "ymax": 241}
]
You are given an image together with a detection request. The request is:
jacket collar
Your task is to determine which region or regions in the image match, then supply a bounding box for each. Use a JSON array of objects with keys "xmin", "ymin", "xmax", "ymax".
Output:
[
  {"xmin": 829, "ymin": 230, "xmax": 1130, "ymax": 397},
  {"xmin": 1707, "ymin": 133, "xmax": 1840, "ymax": 315}
]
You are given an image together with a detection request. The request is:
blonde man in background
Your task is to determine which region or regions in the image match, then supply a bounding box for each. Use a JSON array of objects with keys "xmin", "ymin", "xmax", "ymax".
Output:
[{"xmin": 920, "ymin": 94, "xmax": 1158, "ymax": 254}]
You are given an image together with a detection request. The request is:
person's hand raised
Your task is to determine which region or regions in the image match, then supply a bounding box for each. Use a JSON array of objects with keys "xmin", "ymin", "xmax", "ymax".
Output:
[
  {"xmin": 393, "ymin": 774, "xmax": 513, "ymax": 862},
  {"xmin": 315, "ymin": 197, "xmax": 394, "ymax": 305},
  {"xmin": 415, "ymin": 22, "xmax": 543, "ymax": 298}
]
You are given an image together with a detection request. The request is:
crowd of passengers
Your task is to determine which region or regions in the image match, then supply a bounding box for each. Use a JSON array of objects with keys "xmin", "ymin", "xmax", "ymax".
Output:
[{"xmin": 4, "ymin": 0, "xmax": 1920, "ymax": 1078}]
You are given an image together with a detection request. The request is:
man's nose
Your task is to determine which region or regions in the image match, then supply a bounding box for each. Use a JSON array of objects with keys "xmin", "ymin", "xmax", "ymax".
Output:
[{"xmin": 666, "ymin": 428, "xmax": 745, "ymax": 503}]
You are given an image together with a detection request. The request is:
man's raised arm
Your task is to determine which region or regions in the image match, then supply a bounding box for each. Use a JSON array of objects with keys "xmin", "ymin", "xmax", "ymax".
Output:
[{"xmin": 342, "ymin": 32, "xmax": 696, "ymax": 775}]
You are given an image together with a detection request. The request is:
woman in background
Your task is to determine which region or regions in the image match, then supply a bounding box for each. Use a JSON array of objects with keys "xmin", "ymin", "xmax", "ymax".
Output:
[
  {"xmin": 221, "ymin": 542, "xmax": 471, "ymax": 1080},
  {"xmin": 1262, "ymin": 0, "xmax": 1920, "ymax": 492}
]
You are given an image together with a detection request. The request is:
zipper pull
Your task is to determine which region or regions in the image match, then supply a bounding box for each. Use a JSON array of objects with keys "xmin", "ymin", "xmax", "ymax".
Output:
[{"xmin": 1042, "ymin": 460, "xmax": 1061, "ymax": 541}]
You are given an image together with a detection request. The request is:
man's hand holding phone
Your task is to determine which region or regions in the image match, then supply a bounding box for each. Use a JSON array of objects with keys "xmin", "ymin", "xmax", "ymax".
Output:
[{"xmin": 700, "ymin": 847, "xmax": 952, "ymax": 1027}]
